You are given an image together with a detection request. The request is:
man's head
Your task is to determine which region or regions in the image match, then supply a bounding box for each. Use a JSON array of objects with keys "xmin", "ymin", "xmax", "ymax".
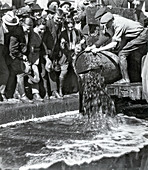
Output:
[
  {"xmin": 47, "ymin": 0, "xmax": 60, "ymax": 13},
  {"xmin": 36, "ymin": 22, "xmax": 46, "ymax": 37},
  {"xmin": 65, "ymin": 17, "xmax": 75, "ymax": 31},
  {"xmin": 60, "ymin": 2, "xmax": 71, "ymax": 14},
  {"xmin": 100, "ymin": 12, "xmax": 114, "ymax": 34},
  {"xmin": 22, "ymin": 17, "xmax": 34, "ymax": 34},
  {"xmin": 2, "ymin": 11, "xmax": 19, "ymax": 31},
  {"xmin": 32, "ymin": 4, "xmax": 43, "ymax": 17},
  {"xmin": 53, "ymin": 8, "xmax": 63, "ymax": 24}
]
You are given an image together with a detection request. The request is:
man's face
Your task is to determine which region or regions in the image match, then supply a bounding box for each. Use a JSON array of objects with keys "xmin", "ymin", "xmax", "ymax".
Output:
[
  {"xmin": 100, "ymin": 23, "xmax": 107, "ymax": 34},
  {"xmin": 54, "ymin": 13, "xmax": 63, "ymax": 24},
  {"xmin": 67, "ymin": 21, "xmax": 74, "ymax": 31},
  {"xmin": 100, "ymin": 20, "xmax": 113, "ymax": 34},
  {"xmin": 60, "ymin": 38, "xmax": 66, "ymax": 49},
  {"xmin": 48, "ymin": 2, "xmax": 59, "ymax": 12},
  {"xmin": 61, "ymin": 4, "xmax": 70, "ymax": 14},
  {"xmin": 38, "ymin": 24, "xmax": 46, "ymax": 37},
  {"xmin": 23, "ymin": 24, "xmax": 32, "ymax": 34}
]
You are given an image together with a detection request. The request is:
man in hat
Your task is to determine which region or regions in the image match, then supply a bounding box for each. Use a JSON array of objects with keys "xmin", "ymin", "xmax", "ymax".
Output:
[
  {"xmin": 60, "ymin": 1, "xmax": 71, "ymax": 16},
  {"xmin": 44, "ymin": 0, "xmax": 60, "ymax": 20},
  {"xmin": 91, "ymin": 12, "xmax": 147, "ymax": 84},
  {"xmin": 22, "ymin": 17, "xmax": 45, "ymax": 102},
  {"xmin": 47, "ymin": 0, "xmax": 60, "ymax": 13},
  {"xmin": 0, "ymin": 9, "xmax": 10, "ymax": 101},
  {"xmin": 2, "ymin": 11, "xmax": 33, "ymax": 102},
  {"xmin": 46, "ymin": 8, "xmax": 64, "ymax": 98}
]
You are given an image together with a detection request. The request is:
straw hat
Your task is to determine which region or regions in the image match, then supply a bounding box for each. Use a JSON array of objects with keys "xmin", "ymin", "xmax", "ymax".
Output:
[{"xmin": 2, "ymin": 11, "xmax": 19, "ymax": 26}]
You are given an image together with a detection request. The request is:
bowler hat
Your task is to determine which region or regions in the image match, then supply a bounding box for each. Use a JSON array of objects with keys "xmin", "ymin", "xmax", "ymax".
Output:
[
  {"xmin": 100, "ymin": 12, "xmax": 113, "ymax": 24},
  {"xmin": 2, "ymin": 11, "xmax": 19, "ymax": 26},
  {"xmin": 47, "ymin": 0, "xmax": 60, "ymax": 8},
  {"xmin": 60, "ymin": 2, "xmax": 72, "ymax": 8}
]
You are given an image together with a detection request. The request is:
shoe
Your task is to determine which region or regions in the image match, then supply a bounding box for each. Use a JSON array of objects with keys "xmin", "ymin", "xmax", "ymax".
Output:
[
  {"xmin": 44, "ymin": 93, "xmax": 50, "ymax": 100},
  {"xmin": 114, "ymin": 79, "xmax": 130, "ymax": 84},
  {"xmin": 1, "ymin": 94, "xmax": 7, "ymax": 102},
  {"xmin": 59, "ymin": 88, "xmax": 63, "ymax": 97},
  {"xmin": 20, "ymin": 95, "xmax": 33, "ymax": 103},
  {"xmin": 33, "ymin": 93, "xmax": 44, "ymax": 102},
  {"xmin": 52, "ymin": 91, "xmax": 62, "ymax": 99}
]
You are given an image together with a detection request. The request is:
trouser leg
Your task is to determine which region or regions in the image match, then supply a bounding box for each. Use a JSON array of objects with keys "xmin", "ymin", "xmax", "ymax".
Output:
[
  {"xmin": 17, "ymin": 74, "xmax": 25, "ymax": 97},
  {"xmin": 5, "ymin": 68, "xmax": 17, "ymax": 98},
  {"xmin": 48, "ymin": 70, "xmax": 58, "ymax": 92},
  {"xmin": 118, "ymin": 53, "xmax": 130, "ymax": 82},
  {"xmin": 59, "ymin": 66, "xmax": 68, "ymax": 97}
]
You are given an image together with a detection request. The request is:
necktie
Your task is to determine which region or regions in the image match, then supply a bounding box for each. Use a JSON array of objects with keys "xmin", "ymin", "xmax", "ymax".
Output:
[{"xmin": 70, "ymin": 31, "xmax": 73, "ymax": 43}]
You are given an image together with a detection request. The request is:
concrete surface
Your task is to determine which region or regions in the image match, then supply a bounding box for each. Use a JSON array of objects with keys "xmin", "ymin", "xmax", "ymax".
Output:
[{"xmin": 0, "ymin": 94, "xmax": 79, "ymax": 125}]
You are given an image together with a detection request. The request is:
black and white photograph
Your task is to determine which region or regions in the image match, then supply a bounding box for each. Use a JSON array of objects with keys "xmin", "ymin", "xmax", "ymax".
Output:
[{"xmin": 0, "ymin": 0, "xmax": 148, "ymax": 169}]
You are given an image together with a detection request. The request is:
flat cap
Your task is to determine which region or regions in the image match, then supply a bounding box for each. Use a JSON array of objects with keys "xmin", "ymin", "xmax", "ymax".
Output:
[
  {"xmin": 95, "ymin": 6, "xmax": 108, "ymax": 19},
  {"xmin": 100, "ymin": 12, "xmax": 113, "ymax": 24}
]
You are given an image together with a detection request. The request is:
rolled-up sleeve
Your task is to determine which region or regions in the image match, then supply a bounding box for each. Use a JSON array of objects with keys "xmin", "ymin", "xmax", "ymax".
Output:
[{"xmin": 112, "ymin": 26, "xmax": 125, "ymax": 42}]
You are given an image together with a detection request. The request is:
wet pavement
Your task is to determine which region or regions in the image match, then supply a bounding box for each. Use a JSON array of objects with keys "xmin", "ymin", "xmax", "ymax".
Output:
[{"xmin": 0, "ymin": 112, "xmax": 148, "ymax": 170}]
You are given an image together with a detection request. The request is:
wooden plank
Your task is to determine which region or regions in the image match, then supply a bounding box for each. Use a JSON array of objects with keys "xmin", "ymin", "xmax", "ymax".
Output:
[{"xmin": 106, "ymin": 82, "xmax": 144, "ymax": 100}]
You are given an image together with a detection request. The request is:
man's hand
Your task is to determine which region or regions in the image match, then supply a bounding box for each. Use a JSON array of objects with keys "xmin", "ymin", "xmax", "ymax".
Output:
[
  {"xmin": 91, "ymin": 48, "xmax": 101, "ymax": 54},
  {"xmin": 85, "ymin": 45, "xmax": 96, "ymax": 52},
  {"xmin": 45, "ymin": 58, "xmax": 52, "ymax": 72},
  {"xmin": 85, "ymin": 46, "xmax": 91, "ymax": 52}
]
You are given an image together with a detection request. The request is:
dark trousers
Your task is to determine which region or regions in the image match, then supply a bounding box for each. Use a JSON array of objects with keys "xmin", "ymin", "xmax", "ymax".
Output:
[
  {"xmin": 0, "ymin": 45, "xmax": 9, "ymax": 86},
  {"xmin": 5, "ymin": 58, "xmax": 24, "ymax": 98}
]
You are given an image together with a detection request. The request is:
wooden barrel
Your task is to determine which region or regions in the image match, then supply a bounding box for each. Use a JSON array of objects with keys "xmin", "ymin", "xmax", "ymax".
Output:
[{"xmin": 75, "ymin": 51, "xmax": 121, "ymax": 84}]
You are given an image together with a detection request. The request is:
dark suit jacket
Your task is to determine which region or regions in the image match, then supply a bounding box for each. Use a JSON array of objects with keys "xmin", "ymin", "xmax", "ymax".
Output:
[
  {"xmin": 8, "ymin": 25, "xmax": 26, "ymax": 64},
  {"xmin": 60, "ymin": 28, "xmax": 84, "ymax": 48},
  {"xmin": 46, "ymin": 18, "xmax": 62, "ymax": 60}
]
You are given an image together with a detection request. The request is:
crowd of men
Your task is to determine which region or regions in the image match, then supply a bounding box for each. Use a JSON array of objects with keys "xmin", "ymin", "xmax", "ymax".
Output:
[{"xmin": 0, "ymin": 0, "xmax": 148, "ymax": 103}]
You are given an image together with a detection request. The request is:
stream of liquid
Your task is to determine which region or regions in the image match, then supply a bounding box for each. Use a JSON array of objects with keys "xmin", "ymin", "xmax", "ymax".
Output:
[{"xmin": 0, "ymin": 111, "xmax": 148, "ymax": 170}]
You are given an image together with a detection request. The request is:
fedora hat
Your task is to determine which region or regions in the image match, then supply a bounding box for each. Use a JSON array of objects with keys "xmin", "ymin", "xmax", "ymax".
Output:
[
  {"xmin": 32, "ymin": 4, "xmax": 43, "ymax": 11},
  {"xmin": 2, "ymin": 11, "xmax": 19, "ymax": 26}
]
